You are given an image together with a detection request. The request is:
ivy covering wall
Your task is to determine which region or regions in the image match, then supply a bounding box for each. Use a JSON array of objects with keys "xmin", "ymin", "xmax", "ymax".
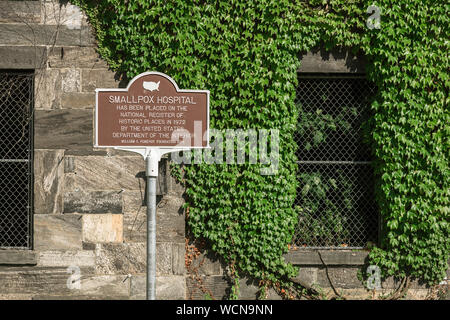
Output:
[{"xmin": 73, "ymin": 0, "xmax": 449, "ymax": 297}]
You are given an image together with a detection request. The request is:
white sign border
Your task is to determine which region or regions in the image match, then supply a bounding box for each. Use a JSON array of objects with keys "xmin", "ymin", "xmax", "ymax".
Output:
[{"xmin": 94, "ymin": 71, "xmax": 210, "ymax": 150}]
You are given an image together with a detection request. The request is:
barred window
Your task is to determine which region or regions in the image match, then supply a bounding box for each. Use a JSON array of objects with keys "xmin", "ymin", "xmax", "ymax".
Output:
[
  {"xmin": 292, "ymin": 74, "xmax": 378, "ymax": 249},
  {"xmin": 0, "ymin": 71, "xmax": 34, "ymax": 249}
]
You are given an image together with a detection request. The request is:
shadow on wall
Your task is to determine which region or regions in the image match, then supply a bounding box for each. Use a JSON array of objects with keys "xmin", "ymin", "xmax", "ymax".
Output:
[{"xmin": 298, "ymin": 47, "xmax": 367, "ymax": 74}]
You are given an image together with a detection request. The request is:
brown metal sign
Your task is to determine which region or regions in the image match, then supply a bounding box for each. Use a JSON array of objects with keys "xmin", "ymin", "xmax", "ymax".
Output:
[{"xmin": 95, "ymin": 72, "xmax": 209, "ymax": 149}]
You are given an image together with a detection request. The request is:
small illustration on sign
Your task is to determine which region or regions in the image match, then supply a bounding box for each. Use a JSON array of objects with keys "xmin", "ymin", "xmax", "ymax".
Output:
[{"xmin": 143, "ymin": 81, "xmax": 160, "ymax": 92}]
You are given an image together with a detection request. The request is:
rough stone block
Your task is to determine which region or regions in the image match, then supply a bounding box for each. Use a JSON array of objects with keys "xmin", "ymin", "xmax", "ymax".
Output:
[
  {"xmin": 0, "ymin": 294, "xmax": 33, "ymax": 300},
  {"xmin": 61, "ymin": 92, "xmax": 95, "ymax": 109},
  {"xmin": 0, "ymin": 1, "xmax": 41, "ymax": 23},
  {"xmin": 65, "ymin": 149, "xmax": 108, "ymax": 156},
  {"xmin": 77, "ymin": 275, "xmax": 130, "ymax": 297},
  {"xmin": 189, "ymin": 251, "xmax": 222, "ymax": 276},
  {"xmin": 238, "ymin": 279, "xmax": 282, "ymax": 300},
  {"xmin": 81, "ymin": 69, "xmax": 121, "ymax": 92},
  {"xmin": 38, "ymin": 250, "xmax": 95, "ymax": 267},
  {"xmin": 94, "ymin": 242, "xmax": 172, "ymax": 276},
  {"xmin": 156, "ymin": 195, "xmax": 185, "ymax": 244},
  {"xmin": 172, "ymin": 243, "xmax": 186, "ymax": 276},
  {"xmin": 156, "ymin": 242, "xmax": 173, "ymax": 276},
  {"xmin": 187, "ymin": 275, "xmax": 282, "ymax": 300},
  {"xmin": 34, "ymin": 69, "xmax": 61, "ymax": 110},
  {"xmin": 167, "ymin": 157, "xmax": 186, "ymax": 196},
  {"xmin": 94, "ymin": 243, "xmax": 145, "ymax": 275},
  {"xmin": 316, "ymin": 267, "xmax": 364, "ymax": 289},
  {"xmin": 0, "ymin": 46, "xmax": 47, "ymax": 69},
  {"xmin": 284, "ymin": 250, "xmax": 368, "ymax": 266},
  {"xmin": 0, "ymin": 24, "xmax": 94, "ymax": 46},
  {"xmin": 186, "ymin": 275, "xmax": 229, "ymax": 300},
  {"xmin": 35, "ymin": 109, "xmax": 93, "ymax": 151},
  {"xmin": 0, "ymin": 266, "xmax": 129, "ymax": 298},
  {"xmin": 65, "ymin": 156, "xmax": 167, "ymax": 192},
  {"xmin": 32, "ymin": 294, "xmax": 128, "ymax": 300},
  {"xmin": 167, "ymin": 173, "xmax": 186, "ymax": 196},
  {"xmin": 131, "ymin": 275, "xmax": 185, "ymax": 300},
  {"xmin": 49, "ymin": 46, "xmax": 108, "ymax": 69},
  {"xmin": 61, "ymin": 68, "xmax": 81, "ymax": 93},
  {"xmin": 122, "ymin": 190, "xmax": 146, "ymax": 214},
  {"xmin": 64, "ymin": 156, "xmax": 144, "ymax": 191},
  {"xmin": 129, "ymin": 275, "xmax": 145, "ymax": 297},
  {"xmin": 0, "ymin": 251, "xmax": 37, "ymax": 265},
  {"xmin": 0, "ymin": 266, "xmax": 74, "ymax": 294},
  {"xmin": 381, "ymin": 276, "xmax": 429, "ymax": 290},
  {"xmin": 34, "ymin": 214, "xmax": 82, "ymax": 250},
  {"xmin": 82, "ymin": 214, "xmax": 123, "ymax": 243},
  {"xmin": 127, "ymin": 192, "xmax": 152, "ymax": 218},
  {"xmin": 41, "ymin": 2, "xmax": 86, "ymax": 28},
  {"xmin": 64, "ymin": 190, "xmax": 122, "ymax": 214},
  {"xmin": 34, "ymin": 149, "xmax": 65, "ymax": 215},
  {"xmin": 291, "ymin": 267, "xmax": 318, "ymax": 288},
  {"xmin": 157, "ymin": 276, "xmax": 186, "ymax": 300},
  {"xmin": 237, "ymin": 279, "xmax": 259, "ymax": 300},
  {"xmin": 123, "ymin": 191, "xmax": 165, "ymax": 243},
  {"xmin": 123, "ymin": 202, "xmax": 146, "ymax": 243}
]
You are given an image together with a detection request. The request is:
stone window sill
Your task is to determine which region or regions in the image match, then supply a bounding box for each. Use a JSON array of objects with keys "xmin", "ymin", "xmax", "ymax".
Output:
[
  {"xmin": 285, "ymin": 249, "xmax": 369, "ymax": 266},
  {"xmin": 0, "ymin": 250, "xmax": 37, "ymax": 265}
]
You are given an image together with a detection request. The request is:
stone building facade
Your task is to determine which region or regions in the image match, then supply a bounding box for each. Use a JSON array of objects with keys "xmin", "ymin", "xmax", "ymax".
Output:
[
  {"xmin": 0, "ymin": 1, "xmax": 447, "ymax": 300},
  {"xmin": 0, "ymin": 0, "xmax": 185, "ymax": 300}
]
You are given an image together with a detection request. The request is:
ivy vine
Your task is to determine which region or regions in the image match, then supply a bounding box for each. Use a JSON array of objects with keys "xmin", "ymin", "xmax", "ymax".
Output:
[{"xmin": 73, "ymin": 0, "xmax": 449, "ymax": 297}]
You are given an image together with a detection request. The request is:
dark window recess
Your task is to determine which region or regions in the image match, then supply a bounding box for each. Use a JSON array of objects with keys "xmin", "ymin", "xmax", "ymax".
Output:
[
  {"xmin": 292, "ymin": 74, "xmax": 378, "ymax": 248},
  {"xmin": 0, "ymin": 71, "xmax": 34, "ymax": 249}
]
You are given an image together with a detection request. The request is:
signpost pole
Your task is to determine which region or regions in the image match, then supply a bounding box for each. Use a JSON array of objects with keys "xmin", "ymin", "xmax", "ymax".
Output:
[
  {"xmin": 145, "ymin": 149, "xmax": 159, "ymax": 300},
  {"xmin": 95, "ymin": 71, "xmax": 210, "ymax": 301}
]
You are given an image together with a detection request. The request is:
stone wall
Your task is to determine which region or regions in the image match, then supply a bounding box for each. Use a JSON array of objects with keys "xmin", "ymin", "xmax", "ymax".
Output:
[
  {"xmin": 0, "ymin": 1, "xmax": 447, "ymax": 301},
  {"xmin": 0, "ymin": 1, "xmax": 186, "ymax": 300},
  {"xmin": 186, "ymin": 248, "xmax": 449, "ymax": 300}
]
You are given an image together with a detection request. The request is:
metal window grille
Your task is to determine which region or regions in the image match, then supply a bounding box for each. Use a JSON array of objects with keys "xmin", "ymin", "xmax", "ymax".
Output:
[
  {"xmin": 292, "ymin": 74, "xmax": 378, "ymax": 249},
  {"xmin": 0, "ymin": 71, "xmax": 34, "ymax": 249}
]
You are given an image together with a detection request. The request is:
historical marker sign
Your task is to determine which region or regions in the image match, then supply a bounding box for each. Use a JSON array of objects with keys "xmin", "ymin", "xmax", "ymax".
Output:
[
  {"xmin": 94, "ymin": 71, "xmax": 210, "ymax": 300},
  {"xmin": 95, "ymin": 71, "xmax": 209, "ymax": 149}
]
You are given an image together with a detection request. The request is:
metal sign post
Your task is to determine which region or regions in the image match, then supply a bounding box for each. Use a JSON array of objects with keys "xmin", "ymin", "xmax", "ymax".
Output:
[
  {"xmin": 146, "ymin": 150, "xmax": 157, "ymax": 300},
  {"xmin": 116, "ymin": 147, "xmax": 186, "ymax": 300},
  {"xmin": 144, "ymin": 149, "xmax": 166, "ymax": 299},
  {"xmin": 142, "ymin": 148, "xmax": 184, "ymax": 300},
  {"xmin": 94, "ymin": 72, "xmax": 209, "ymax": 300}
]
